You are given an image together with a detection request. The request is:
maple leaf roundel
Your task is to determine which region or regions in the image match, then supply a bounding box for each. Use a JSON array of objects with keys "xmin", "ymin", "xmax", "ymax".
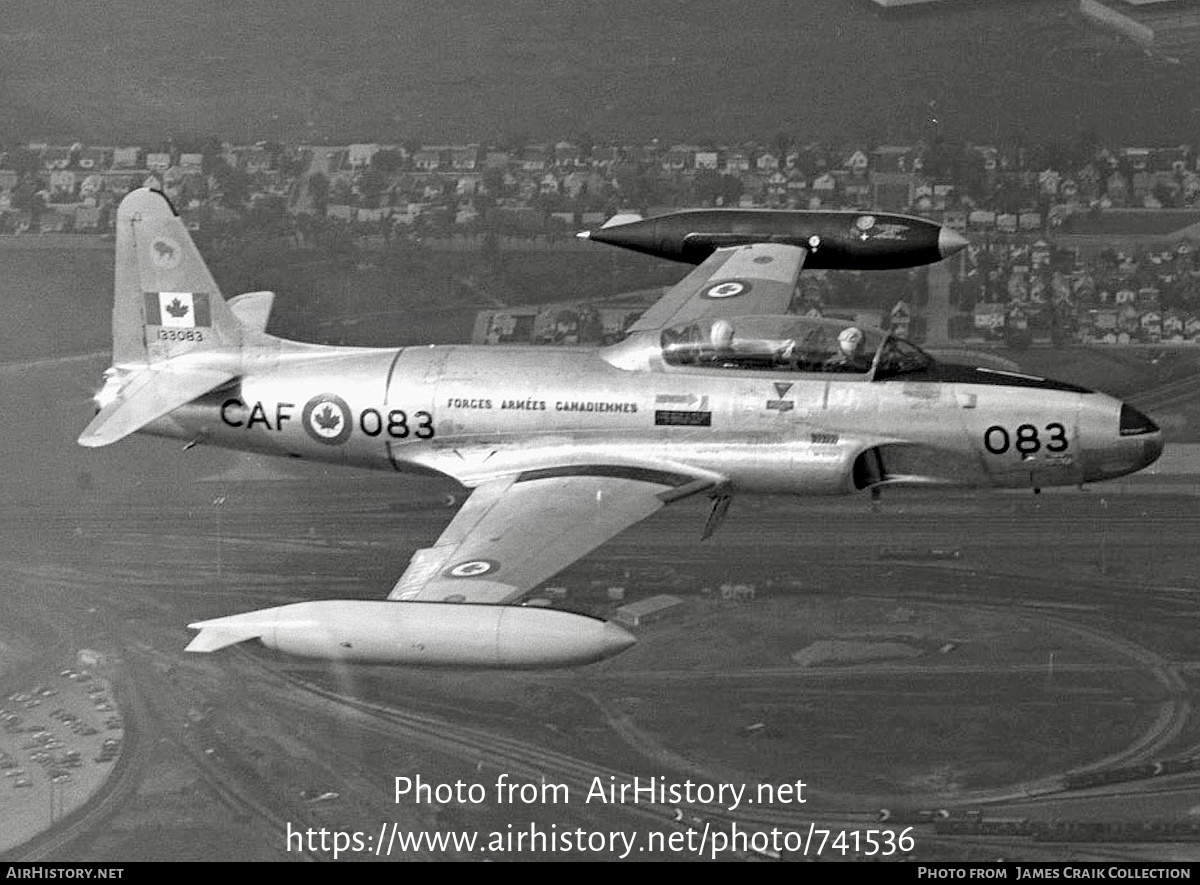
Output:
[
  {"xmin": 702, "ymin": 279, "xmax": 751, "ymax": 299},
  {"xmin": 301, "ymin": 394, "xmax": 352, "ymax": 445}
]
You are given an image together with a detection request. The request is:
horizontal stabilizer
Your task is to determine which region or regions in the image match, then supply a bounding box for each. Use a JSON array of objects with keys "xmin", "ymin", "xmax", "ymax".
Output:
[{"xmin": 77, "ymin": 364, "xmax": 238, "ymax": 448}]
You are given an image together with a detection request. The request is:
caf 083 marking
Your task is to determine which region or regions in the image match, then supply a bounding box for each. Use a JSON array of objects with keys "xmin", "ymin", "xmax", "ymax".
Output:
[
  {"xmin": 78, "ymin": 188, "xmax": 1162, "ymax": 669},
  {"xmin": 217, "ymin": 397, "xmax": 435, "ymax": 441}
]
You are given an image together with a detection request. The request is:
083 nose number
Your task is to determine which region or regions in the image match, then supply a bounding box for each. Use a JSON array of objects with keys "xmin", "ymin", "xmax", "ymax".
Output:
[{"xmin": 984, "ymin": 422, "xmax": 1068, "ymax": 456}]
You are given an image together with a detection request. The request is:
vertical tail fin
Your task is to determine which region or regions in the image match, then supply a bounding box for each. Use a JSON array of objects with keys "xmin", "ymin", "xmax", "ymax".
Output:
[
  {"xmin": 78, "ymin": 189, "xmax": 243, "ymax": 448},
  {"xmin": 112, "ymin": 187, "xmax": 242, "ymax": 366}
]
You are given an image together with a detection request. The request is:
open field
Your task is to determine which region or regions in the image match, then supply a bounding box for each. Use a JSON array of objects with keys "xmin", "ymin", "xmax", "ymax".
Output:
[{"xmin": 2, "ymin": 1, "xmax": 1197, "ymax": 145}]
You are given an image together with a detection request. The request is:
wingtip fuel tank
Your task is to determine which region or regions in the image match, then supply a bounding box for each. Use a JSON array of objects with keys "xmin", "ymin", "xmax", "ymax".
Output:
[
  {"xmin": 187, "ymin": 600, "xmax": 636, "ymax": 668},
  {"xmin": 579, "ymin": 208, "xmax": 968, "ymax": 269}
]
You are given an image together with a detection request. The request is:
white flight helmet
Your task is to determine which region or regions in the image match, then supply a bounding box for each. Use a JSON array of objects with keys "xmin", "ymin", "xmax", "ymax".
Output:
[
  {"xmin": 710, "ymin": 319, "xmax": 735, "ymax": 349},
  {"xmin": 837, "ymin": 326, "xmax": 864, "ymax": 357}
]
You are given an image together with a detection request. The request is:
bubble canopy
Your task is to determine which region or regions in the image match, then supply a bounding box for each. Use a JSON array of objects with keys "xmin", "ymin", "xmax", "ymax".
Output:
[{"xmin": 658, "ymin": 314, "xmax": 934, "ymax": 379}]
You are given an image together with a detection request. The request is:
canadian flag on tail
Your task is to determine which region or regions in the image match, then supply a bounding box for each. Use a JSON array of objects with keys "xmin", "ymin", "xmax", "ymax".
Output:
[{"xmin": 144, "ymin": 291, "xmax": 212, "ymax": 328}]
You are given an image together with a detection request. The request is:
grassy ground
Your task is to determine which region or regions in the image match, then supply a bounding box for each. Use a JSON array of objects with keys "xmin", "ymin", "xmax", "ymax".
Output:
[
  {"xmin": 1008, "ymin": 346, "xmax": 1200, "ymax": 399},
  {"xmin": 1058, "ymin": 210, "xmax": 1200, "ymax": 237}
]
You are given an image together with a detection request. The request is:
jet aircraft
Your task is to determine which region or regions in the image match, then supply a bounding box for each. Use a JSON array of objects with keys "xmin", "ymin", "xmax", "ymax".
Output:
[
  {"xmin": 79, "ymin": 189, "xmax": 1162, "ymax": 667},
  {"xmin": 577, "ymin": 207, "xmax": 968, "ymax": 268}
]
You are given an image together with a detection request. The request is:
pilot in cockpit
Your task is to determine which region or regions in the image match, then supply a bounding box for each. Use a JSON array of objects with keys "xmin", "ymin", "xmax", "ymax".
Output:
[{"xmin": 825, "ymin": 326, "xmax": 872, "ymax": 372}]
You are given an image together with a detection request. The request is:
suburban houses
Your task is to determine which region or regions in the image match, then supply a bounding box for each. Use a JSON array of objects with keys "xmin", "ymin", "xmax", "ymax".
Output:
[{"xmin": 4, "ymin": 135, "xmax": 1200, "ymax": 347}]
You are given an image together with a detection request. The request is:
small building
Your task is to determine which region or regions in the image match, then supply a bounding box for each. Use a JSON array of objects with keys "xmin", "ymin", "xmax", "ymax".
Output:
[
  {"xmin": 519, "ymin": 146, "xmax": 549, "ymax": 172},
  {"xmin": 552, "ymin": 142, "xmax": 580, "ymax": 168},
  {"xmin": 724, "ymin": 150, "xmax": 751, "ymax": 174},
  {"xmin": 49, "ymin": 169, "xmax": 77, "ymax": 194},
  {"xmin": 942, "ymin": 209, "xmax": 967, "ymax": 231},
  {"xmin": 1140, "ymin": 310, "xmax": 1162, "ymax": 342},
  {"xmin": 613, "ymin": 594, "xmax": 682, "ymax": 628},
  {"xmin": 974, "ymin": 302, "xmax": 1007, "ymax": 332},
  {"xmin": 412, "ymin": 150, "xmax": 440, "ymax": 171},
  {"xmin": 811, "ymin": 172, "xmax": 836, "ymax": 195},
  {"xmin": 174, "ymin": 153, "xmax": 202, "ymax": 174},
  {"xmin": 719, "ymin": 583, "xmax": 756, "ymax": 602},
  {"xmin": 968, "ymin": 209, "xmax": 996, "ymax": 229},
  {"xmin": 451, "ymin": 145, "xmax": 482, "ymax": 171},
  {"xmin": 1163, "ymin": 310, "xmax": 1185, "ymax": 340},
  {"xmin": 146, "ymin": 152, "xmax": 172, "ymax": 172},
  {"xmin": 112, "ymin": 146, "xmax": 142, "ymax": 168},
  {"xmin": 842, "ymin": 149, "xmax": 869, "ymax": 175},
  {"xmin": 347, "ymin": 143, "xmax": 381, "ymax": 168}
]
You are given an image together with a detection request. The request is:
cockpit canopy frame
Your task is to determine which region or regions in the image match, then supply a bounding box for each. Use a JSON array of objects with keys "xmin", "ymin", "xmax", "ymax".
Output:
[{"xmin": 658, "ymin": 314, "xmax": 934, "ymax": 380}]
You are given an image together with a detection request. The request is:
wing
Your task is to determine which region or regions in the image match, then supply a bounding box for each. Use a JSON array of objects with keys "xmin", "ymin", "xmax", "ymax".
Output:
[
  {"xmin": 389, "ymin": 468, "xmax": 715, "ymax": 604},
  {"xmin": 626, "ymin": 242, "xmax": 807, "ymax": 334}
]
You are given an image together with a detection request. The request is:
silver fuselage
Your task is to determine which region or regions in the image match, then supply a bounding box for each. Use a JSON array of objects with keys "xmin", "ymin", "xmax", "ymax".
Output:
[{"xmin": 147, "ymin": 335, "xmax": 1161, "ymax": 495}]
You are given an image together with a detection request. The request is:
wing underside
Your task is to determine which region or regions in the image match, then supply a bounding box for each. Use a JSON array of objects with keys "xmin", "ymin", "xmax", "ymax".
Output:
[{"xmin": 389, "ymin": 468, "xmax": 715, "ymax": 604}]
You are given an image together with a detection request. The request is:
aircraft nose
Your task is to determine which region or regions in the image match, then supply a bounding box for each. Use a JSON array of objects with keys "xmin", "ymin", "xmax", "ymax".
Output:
[
  {"xmin": 937, "ymin": 227, "xmax": 969, "ymax": 260},
  {"xmin": 1120, "ymin": 403, "xmax": 1163, "ymax": 469},
  {"xmin": 1079, "ymin": 399, "xmax": 1163, "ymax": 483}
]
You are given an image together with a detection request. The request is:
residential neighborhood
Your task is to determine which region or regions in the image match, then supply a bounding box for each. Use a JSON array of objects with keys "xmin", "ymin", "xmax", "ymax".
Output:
[{"xmin": 5, "ymin": 136, "xmax": 1200, "ymax": 347}]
